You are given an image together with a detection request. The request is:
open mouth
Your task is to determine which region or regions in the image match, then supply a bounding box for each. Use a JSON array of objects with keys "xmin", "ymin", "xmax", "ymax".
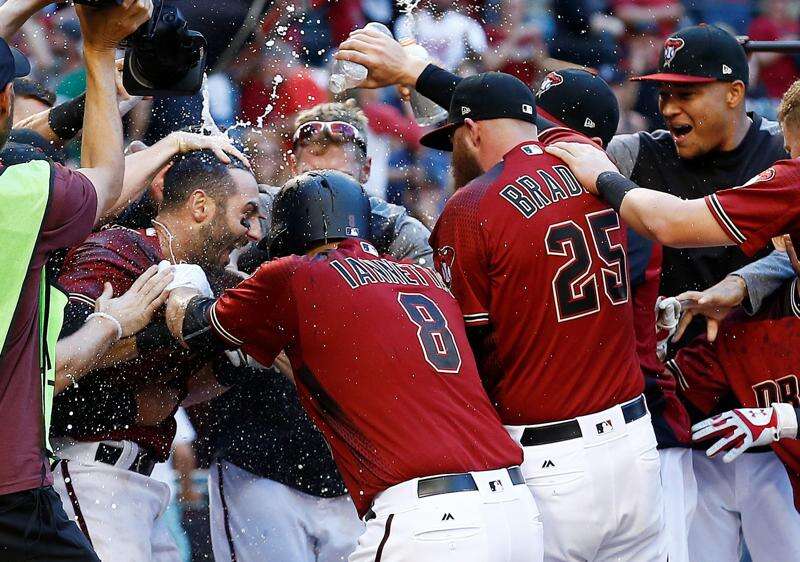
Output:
[{"xmin": 669, "ymin": 123, "xmax": 693, "ymax": 142}]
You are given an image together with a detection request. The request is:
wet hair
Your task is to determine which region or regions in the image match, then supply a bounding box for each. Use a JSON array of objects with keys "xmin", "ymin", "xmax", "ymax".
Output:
[
  {"xmin": 778, "ymin": 78, "xmax": 800, "ymax": 131},
  {"xmin": 161, "ymin": 149, "xmax": 249, "ymax": 210}
]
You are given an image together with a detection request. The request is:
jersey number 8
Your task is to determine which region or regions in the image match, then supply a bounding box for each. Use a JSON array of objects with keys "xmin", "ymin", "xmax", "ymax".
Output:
[
  {"xmin": 545, "ymin": 209, "xmax": 629, "ymax": 322},
  {"xmin": 398, "ymin": 293, "xmax": 462, "ymax": 374}
]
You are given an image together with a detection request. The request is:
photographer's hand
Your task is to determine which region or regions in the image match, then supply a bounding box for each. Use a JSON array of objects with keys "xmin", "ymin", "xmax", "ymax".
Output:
[{"xmin": 76, "ymin": 0, "xmax": 153, "ymax": 226}]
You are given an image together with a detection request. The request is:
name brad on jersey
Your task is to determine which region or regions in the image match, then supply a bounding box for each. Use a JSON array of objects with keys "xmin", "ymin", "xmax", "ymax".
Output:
[
  {"xmin": 499, "ymin": 164, "xmax": 588, "ymax": 219},
  {"xmin": 330, "ymin": 256, "xmax": 450, "ymax": 291}
]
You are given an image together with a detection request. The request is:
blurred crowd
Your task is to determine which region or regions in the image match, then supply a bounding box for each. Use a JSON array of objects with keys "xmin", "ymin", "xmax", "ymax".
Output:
[
  {"xmin": 5, "ymin": 1, "xmax": 800, "ymax": 559},
  {"xmin": 11, "ymin": 0, "xmax": 800, "ymax": 232}
]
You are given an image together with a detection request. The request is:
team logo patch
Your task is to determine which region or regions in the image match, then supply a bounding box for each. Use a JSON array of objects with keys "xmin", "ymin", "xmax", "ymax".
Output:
[
  {"xmin": 663, "ymin": 37, "xmax": 685, "ymax": 68},
  {"xmin": 595, "ymin": 419, "xmax": 614, "ymax": 434},
  {"xmin": 744, "ymin": 167, "xmax": 776, "ymax": 186},
  {"xmin": 521, "ymin": 144, "xmax": 543, "ymax": 155},
  {"xmin": 536, "ymin": 71, "xmax": 563, "ymax": 97},
  {"xmin": 435, "ymin": 246, "xmax": 456, "ymax": 287}
]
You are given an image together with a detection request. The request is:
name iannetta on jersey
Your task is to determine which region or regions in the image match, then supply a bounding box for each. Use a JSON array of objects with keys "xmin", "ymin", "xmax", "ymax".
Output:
[
  {"xmin": 330, "ymin": 251, "xmax": 449, "ymax": 291},
  {"xmin": 499, "ymin": 164, "xmax": 587, "ymax": 219}
]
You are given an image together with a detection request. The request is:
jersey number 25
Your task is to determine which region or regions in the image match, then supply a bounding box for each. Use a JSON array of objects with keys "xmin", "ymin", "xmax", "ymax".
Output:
[{"xmin": 545, "ymin": 209, "xmax": 629, "ymax": 322}]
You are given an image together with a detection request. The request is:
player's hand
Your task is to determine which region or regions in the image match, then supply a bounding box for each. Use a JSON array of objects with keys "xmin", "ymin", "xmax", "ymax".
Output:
[
  {"xmin": 95, "ymin": 264, "xmax": 173, "ymax": 337},
  {"xmin": 783, "ymin": 235, "xmax": 800, "ymax": 302},
  {"xmin": 335, "ymin": 27, "xmax": 428, "ymax": 88},
  {"xmin": 544, "ymin": 142, "xmax": 618, "ymax": 195},
  {"xmin": 673, "ymin": 275, "xmax": 747, "ymax": 342},
  {"xmin": 692, "ymin": 404, "xmax": 799, "ymax": 463},
  {"xmin": 165, "ymin": 286, "xmax": 203, "ymax": 343},
  {"xmin": 655, "ymin": 296, "xmax": 681, "ymax": 361},
  {"xmin": 77, "ymin": 0, "xmax": 154, "ymax": 54},
  {"xmin": 167, "ymin": 131, "xmax": 250, "ymax": 168}
]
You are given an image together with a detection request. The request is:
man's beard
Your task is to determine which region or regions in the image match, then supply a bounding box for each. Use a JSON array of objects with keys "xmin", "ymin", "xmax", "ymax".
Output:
[{"xmin": 452, "ymin": 144, "xmax": 484, "ymax": 189}]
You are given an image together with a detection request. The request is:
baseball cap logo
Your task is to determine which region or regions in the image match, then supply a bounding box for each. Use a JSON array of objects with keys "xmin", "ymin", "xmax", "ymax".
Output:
[
  {"xmin": 461, "ymin": 105, "xmax": 471, "ymax": 115},
  {"xmin": 536, "ymin": 72, "xmax": 563, "ymax": 96},
  {"xmin": 663, "ymin": 37, "xmax": 685, "ymax": 67},
  {"xmin": 722, "ymin": 64, "xmax": 732, "ymax": 75},
  {"xmin": 584, "ymin": 117, "xmax": 596, "ymax": 129}
]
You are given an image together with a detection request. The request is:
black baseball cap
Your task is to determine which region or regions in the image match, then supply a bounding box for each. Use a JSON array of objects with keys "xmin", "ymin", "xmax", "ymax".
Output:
[
  {"xmin": 419, "ymin": 72, "xmax": 537, "ymax": 151},
  {"xmin": 0, "ymin": 38, "xmax": 30, "ymax": 90},
  {"xmin": 535, "ymin": 69, "xmax": 620, "ymax": 147},
  {"xmin": 633, "ymin": 24, "xmax": 748, "ymax": 85}
]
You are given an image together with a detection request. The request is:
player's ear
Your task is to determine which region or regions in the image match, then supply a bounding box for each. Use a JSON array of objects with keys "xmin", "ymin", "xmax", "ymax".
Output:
[
  {"xmin": 726, "ymin": 81, "xmax": 746, "ymax": 109},
  {"xmin": 464, "ymin": 118, "xmax": 480, "ymax": 148},
  {"xmin": 188, "ymin": 189, "xmax": 212, "ymax": 222},
  {"xmin": 288, "ymin": 151, "xmax": 299, "ymax": 174}
]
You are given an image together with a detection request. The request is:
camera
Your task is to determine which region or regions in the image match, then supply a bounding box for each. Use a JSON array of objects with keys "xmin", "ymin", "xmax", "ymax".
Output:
[{"xmin": 75, "ymin": 0, "xmax": 207, "ymax": 97}]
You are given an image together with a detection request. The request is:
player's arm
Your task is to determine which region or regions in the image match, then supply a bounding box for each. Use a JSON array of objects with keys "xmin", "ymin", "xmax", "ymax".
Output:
[
  {"xmin": 0, "ymin": 0, "xmax": 53, "ymax": 40},
  {"xmin": 56, "ymin": 265, "xmax": 172, "ymax": 393},
  {"xmin": 545, "ymin": 141, "xmax": 734, "ymax": 248},
  {"xmin": 101, "ymin": 131, "xmax": 249, "ymax": 225}
]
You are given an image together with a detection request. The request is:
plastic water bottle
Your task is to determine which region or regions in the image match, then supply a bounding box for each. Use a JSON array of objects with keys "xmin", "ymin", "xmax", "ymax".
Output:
[
  {"xmin": 395, "ymin": 37, "xmax": 449, "ymax": 125},
  {"xmin": 330, "ymin": 22, "xmax": 393, "ymax": 94}
]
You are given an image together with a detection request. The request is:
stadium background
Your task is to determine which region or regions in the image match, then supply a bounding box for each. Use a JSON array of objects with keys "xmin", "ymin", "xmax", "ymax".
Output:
[{"xmin": 8, "ymin": 0, "xmax": 800, "ymax": 558}]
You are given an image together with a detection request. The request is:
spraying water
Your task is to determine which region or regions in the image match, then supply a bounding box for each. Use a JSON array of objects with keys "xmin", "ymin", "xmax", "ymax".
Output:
[{"xmin": 200, "ymin": 73, "xmax": 223, "ymax": 137}]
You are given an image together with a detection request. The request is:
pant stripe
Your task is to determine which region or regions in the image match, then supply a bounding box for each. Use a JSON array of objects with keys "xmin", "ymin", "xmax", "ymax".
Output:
[
  {"xmin": 375, "ymin": 513, "xmax": 394, "ymax": 562},
  {"xmin": 60, "ymin": 460, "xmax": 93, "ymax": 546},
  {"xmin": 217, "ymin": 462, "xmax": 238, "ymax": 562}
]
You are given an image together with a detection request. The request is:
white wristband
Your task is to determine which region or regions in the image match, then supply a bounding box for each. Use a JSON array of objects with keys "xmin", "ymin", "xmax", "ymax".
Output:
[
  {"xmin": 772, "ymin": 402, "xmax": 799, "ymax": 440},
  {"xmin": 86, "ymin": 312, "xmax": 123, "ymax": 341}
]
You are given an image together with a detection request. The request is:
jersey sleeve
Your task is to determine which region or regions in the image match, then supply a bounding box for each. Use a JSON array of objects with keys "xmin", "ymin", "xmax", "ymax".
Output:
[
  {"xmin": 430, "ymin": 187, "xmax": 491, "ymax": 326},
  {"xmin": 704, "ymin": 159, "xmax": 800, "ymax": 256},
  {"xmin": 40, "ymin": 163, "xmax": 98, "ymax": 253},
  {"xmin": 667, "ymin": 335, "xmax": 728, "ymax": 415},
  {"xmin": 57, "ymin": 231, "xmax": 150, "ymax": 307},
  {"xmin": 208, "ymin": 257, "xmax": 300, "ymax": 366}
]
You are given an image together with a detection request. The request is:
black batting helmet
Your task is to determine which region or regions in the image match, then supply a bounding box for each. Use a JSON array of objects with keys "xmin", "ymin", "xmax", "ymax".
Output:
[{"xmin": 266, "ymin": 170, "xmax": 371, "ymax": 258}]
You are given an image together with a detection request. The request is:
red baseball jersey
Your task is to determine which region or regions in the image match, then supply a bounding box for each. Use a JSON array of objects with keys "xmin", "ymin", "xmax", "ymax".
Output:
[
  {"xmin": 57, "ymin": 226, "xmax": 206, "ymax": 460},
  {"xmin": 706, "ymin": 158, "xmax": 800, "ymax": 256},
  {"xmin": 430, "ymin": 140, "xmax": 643, "ymax": 425},
  {"xmin": 208, "ymin": 239, "xmax": 522, "ymax": 516},
  {"xmin": 668, "ymin": 281, "xmax": 800, "ymax": 509}
]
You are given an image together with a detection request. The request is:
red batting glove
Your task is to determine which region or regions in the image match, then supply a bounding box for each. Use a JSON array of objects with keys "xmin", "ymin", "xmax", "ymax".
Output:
[{"xmin": 692, "ymin": 403, "xmax": 799, "ymax": 463}]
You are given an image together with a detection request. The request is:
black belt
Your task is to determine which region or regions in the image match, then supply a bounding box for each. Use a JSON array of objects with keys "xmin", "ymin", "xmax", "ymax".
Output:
[
  {"xmin": 95, "ymin": 443, "xmax": 156, "ymax": 477},
  {"xmin": 364, "ymin": 467, "xmax": 524, "ymax": 521},
  {"xmin": 521, "ymin": 395, "xmax": 648, "ymax": 447}
]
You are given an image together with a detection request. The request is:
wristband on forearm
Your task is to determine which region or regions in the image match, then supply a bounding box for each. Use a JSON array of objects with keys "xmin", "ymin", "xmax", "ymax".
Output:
[
  {"xmin": 596, "ymin": 171, "xmax": 639, "ymax": 213},
  {"xmin": 47, "ymin": 93, "xmax": 86, "ymax": 141},
  {"xmin": 415, "ymin": 64, "xmax": 461, "ymax": 112}
]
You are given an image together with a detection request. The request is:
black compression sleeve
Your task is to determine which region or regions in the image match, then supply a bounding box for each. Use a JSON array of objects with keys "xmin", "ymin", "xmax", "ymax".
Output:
[
  {"xmin": 183, "ymin": 296, "xmax": 226, "ymax": 356},
  {"xmin": 596, "ymin": 171, "xmax": 639, "ymax": 213},
  {"xmin": 415, "ymin": 64, "xmax": 461, "ymax": 111},
  {"xmin": 47, "ymin": 93, "xmax": 86, "ymax": 141},
  {"xmin": 135, "ymin": 319, "xmax": 174, "ymax": 354}
]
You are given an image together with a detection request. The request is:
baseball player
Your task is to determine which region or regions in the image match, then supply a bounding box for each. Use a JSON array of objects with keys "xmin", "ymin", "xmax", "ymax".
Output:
[
  {"xmin": 166, "ymin": 170, "xmax": 544, "ymax": 562},
  {"xmin": 51, "ymin": 150, "xmax": 260, "ymax": 561},
  {"xmin": 206, "ymin": 99, "xmax": 433, "ymax": 562},
  {"xmin": 664, "ymin": 264, "xmax": 800, "ymax": 560},
  {"xmin": 334, "ymin": 36, "xmax": 692, "ymax": 562},
  {"xmin": 412, "ymin": 72, "xmax": 664, "ymax": 561},
  {"xmin": 544, "ymin": 75, "xmax": 800, "ymax": 265}
]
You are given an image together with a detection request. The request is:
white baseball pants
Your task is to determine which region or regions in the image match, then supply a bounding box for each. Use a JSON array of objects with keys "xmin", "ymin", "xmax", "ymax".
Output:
[
  {"xmin": 689, "ymin": 450, "xmax": 800, "ymax": 562},
  {"xmin": 349, "ymin": 467, "xmax": 543, "ymax": 562},
  {"xmin": 208, "ymin": 459, "xmax": 363, "ymax": 562},
  {"xmin": 506, "ymin": 396, "xmax": 667, "ymax": 562},
  {"xmin": 51, "ymin": 439, "xmax": 180, "ymax": 562},
  {"xmin": 659, "ymin": 447, "xmax": 697, "ymax": 562}
]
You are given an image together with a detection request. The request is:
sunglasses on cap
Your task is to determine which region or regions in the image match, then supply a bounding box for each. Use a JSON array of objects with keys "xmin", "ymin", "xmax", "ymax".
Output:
[{"xmin": 292, "ymin": 120, "xmax": 367, "ymax": 153}]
